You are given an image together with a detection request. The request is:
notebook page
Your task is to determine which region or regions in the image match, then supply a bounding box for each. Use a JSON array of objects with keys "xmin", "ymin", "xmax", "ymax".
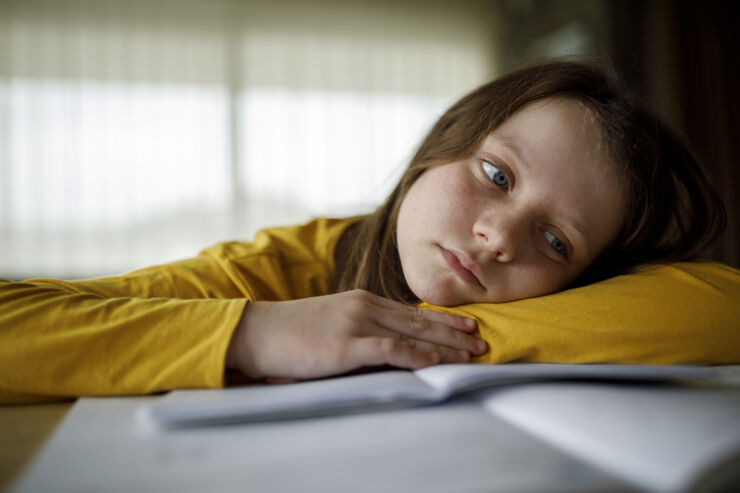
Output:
[
  {"xmin": 142, "ymin": 369, "xmax": 436, "ymax": 427},
  {"xmin": 414, "ymin": 363, "xmax": 714, "ymax": 399},
  {"xmin": 480, "ymin": 382, "xmax": 740, "ymax": 493}
]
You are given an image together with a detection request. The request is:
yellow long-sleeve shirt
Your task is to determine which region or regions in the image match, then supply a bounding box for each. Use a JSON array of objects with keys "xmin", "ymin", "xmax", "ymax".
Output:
[{"xmin": 1, "ymin": 217, "xmax": 739, "ymax": 404}]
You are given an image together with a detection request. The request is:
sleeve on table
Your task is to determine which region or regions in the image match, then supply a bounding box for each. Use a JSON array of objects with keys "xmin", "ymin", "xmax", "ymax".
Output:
[
  {"xmin": 0, "ymin": 280, "xmax": 247, "ymax": 404},
  {"xmin": 420, "ymin": 262, "xmax": 740, "ymax": 365}
]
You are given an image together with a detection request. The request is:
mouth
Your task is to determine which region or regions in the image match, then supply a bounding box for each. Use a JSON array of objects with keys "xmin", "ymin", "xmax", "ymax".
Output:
[{"xmin": 439, "ymin": 246, "xmax": 485, "ymax": 290}]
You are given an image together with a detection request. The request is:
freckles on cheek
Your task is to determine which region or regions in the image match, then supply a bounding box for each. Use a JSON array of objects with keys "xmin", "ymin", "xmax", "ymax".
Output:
[{"xmin": 448, "ymin": 176, "xmax": 479, "ymax": 209}]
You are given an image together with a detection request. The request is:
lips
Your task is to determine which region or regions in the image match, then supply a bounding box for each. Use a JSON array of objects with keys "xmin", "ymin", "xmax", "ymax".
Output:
[{"xmin": 439, "ymin": 247, "xmax": 484, "ymax": 289}]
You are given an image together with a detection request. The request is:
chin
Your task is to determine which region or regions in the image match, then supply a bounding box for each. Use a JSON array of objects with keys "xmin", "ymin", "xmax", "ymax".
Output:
[
  {"xmin": 412, "ymin": 284, "xmax": 466, "ymax": 307},
  {"xmin": 415, "ymin": 282, "xmax": 522, "ymax": 306}
]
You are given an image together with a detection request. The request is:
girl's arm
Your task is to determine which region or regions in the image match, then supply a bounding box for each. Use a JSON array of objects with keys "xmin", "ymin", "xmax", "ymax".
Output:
[
  {"xmin": 0, "ymin": 219, "xmax": 486, "ymax": 403},
  {"xmin": 226, "ymin": 290, "xmax": 486, "ymax": 382},
  {"xmin": 423, "ymin": 261, "xmax": 740, "ymax": 365},
  {"xmin": 0, "ymin": 256, "xmax": 249, "ymax": 404},
  {"xmin": 0, "ymin": 222, "xmax": 319, "ymax": 404},
  {"xmin": 0, "ymin": 277, "xmax": 483, "ymax": 404}
]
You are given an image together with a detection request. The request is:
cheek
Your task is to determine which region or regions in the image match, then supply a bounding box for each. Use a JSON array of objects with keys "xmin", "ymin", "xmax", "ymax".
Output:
[
  {"xmin": 494, "ymin": 262, "xmax": 570, "ymax": 302},
  {"xmin": 403, "ymin": 171, "xmax": 471, "ymax": 230},
  {"xmin": 429, "ymin": 170, "xmax": 481, "ymax": 224}
]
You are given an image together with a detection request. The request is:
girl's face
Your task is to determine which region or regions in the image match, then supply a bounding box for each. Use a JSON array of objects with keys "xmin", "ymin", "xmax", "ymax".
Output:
[{"xmin": 396, "ymin": 98, "xmax": 626, "ymax": 306}]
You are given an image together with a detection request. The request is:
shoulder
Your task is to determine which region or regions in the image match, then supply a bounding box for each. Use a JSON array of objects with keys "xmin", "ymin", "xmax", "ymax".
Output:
[{"xmin": 200, "ymin": 217, "xmax": 360, "ymax": 267}]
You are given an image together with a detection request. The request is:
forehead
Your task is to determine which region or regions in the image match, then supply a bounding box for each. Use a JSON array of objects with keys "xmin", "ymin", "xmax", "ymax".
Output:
[{"xmin": 495, "ymin": 98, "xmax": 605, "ymax": 163}]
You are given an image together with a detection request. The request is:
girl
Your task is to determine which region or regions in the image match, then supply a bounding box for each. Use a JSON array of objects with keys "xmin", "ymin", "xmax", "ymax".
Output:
[{"xmin": 1, "ymin": 60, "xmax": 737, "ymax": 404}]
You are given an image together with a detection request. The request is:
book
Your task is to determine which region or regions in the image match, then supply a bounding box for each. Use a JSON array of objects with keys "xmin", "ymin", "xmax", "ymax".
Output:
[
  {"xmin": 476, "ymin": 381, "xmax": 740, "ymax": 493},
  {"xmin": 139, "ymin": 363, "xmax": 714, "ymax": 428},
  {"xmin": 14, "ymin": 364, "xmax": 740, "ymax": 493}
]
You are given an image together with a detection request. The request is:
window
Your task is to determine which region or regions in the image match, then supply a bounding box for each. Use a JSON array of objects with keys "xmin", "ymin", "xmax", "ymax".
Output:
[{"xmin": 0, "ymin": 0, "xmax": 497, "ymax": 279}]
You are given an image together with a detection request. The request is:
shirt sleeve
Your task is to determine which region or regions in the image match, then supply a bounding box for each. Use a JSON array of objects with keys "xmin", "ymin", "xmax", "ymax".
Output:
[
  {"xmin": 0, "ymin": 254, "xmax": 249, "ymax": 404},
  {"xmin": 0, "ymin": 217, "xmax": 352, "ymax": 404},
  {"xmin": 420, "ymin": 261, "xmax": 740, "ymax": 365}
]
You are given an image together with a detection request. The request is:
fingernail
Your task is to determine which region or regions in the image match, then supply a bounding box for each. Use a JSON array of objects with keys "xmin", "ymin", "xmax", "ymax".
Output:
[
  {"xmin": 458, "ymin": 350, "xmax": 470, "ymax": 361},
  {"xmin": 466, "ymin": 318, "xmax": 477, "ymax": 329},
  {"xmin": 476, "ymin": 340, "xmax": 487, "ymax": 352}
]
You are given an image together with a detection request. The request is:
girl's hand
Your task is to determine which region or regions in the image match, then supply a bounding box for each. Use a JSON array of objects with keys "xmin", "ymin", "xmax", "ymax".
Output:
[{"xmin": 225, "ymin": 289, "xmax": 487, "ymax": 381}]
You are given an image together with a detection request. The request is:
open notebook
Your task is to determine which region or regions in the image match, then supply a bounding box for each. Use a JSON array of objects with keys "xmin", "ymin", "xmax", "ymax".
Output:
[
  {"xmin": 13, "ymin": 364, "xmax": 740, "ymax": 493},
  {"xmin": 140, "ymin": 362, "xmax": 714, "ymax": 427}
]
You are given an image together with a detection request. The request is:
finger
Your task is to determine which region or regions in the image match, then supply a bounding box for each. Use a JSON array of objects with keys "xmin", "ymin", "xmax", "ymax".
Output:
[
  {"xmin": 409, "ymin": 306, "xmax": 478, "ymax": 333},
  {"xmin": 346, "ymin": 336, "xmax": 440, "ymax": 370},
  {"xmin": 397, "ymin": 334, "xmax": 472, "ymax": 364},
  {"xmin": 364, "ymin": 292, "xmax": 477, "ymax": 332},
  {"xmin": 357, "ymin": 329, "xmax": 472, "ymax": 366},
  {"xmin": 373, "ymin": 307, "xmax": 487, "ymax": 355}
]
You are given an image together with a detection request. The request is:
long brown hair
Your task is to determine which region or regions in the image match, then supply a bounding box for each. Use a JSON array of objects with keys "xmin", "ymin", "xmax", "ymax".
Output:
[{"xmin": 333, "ymin": 59, "xmax": 727, "ymax": 302}]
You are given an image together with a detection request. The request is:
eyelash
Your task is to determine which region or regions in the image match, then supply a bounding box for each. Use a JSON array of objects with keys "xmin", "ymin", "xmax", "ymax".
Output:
[{"xmin": 479, "ymin": 159, "xmax": 569, "ymax": 259}]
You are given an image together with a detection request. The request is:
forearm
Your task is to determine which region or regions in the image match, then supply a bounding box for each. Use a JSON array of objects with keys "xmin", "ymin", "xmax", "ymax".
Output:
[
  {"xmin": 0, "ymin": 280, "xmax": 246, "ymax": 404},
  {"xmin": 422, "ymin": 262, "xmax": 740, "ymax": 365}
]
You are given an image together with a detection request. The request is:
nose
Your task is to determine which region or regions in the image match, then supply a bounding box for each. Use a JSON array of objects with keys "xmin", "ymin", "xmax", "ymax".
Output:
[{"xmin": 473, "ymin": 209, "xmax": 526, "ymax": 263}]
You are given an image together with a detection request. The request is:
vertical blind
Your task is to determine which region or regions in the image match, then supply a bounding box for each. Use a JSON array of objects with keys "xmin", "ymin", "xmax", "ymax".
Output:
[{"xmin": 0, "ymin": 0, "xmax": 498, "ymax": 279}]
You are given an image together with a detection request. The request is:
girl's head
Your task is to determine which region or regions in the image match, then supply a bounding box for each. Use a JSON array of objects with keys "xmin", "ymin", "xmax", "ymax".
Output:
[
  {"xmin": 335, "ymin": 60, "xmax": 726, "ymax": 306},
  {"xmin": 396, "ymin": 97, "xmax": 625, "ymax": 305}
]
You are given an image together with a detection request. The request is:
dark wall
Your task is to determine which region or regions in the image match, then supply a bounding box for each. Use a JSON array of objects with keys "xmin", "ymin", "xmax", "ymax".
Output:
[{"xmin": 609, "ymin": 0, "xmax": 739, "ymax": 268}]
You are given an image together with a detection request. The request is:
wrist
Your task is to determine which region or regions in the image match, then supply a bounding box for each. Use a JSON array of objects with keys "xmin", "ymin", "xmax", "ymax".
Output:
[
  {"xmin": 225, "ymin": 308, "xmax": 245, "ymax": 371},
  {"xmin": 225, "ymin": 302, "xmax": 265, "ymax": 380}
]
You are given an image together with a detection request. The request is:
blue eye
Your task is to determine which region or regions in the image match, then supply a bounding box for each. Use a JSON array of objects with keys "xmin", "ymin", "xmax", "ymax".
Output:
[
  {"xmin": 482, "ymin": 160, "xmax": 509, "ymax": 188},
  {"xmin": 544, "ymin": 231, "xmax": 568, "ymax": 256}
]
